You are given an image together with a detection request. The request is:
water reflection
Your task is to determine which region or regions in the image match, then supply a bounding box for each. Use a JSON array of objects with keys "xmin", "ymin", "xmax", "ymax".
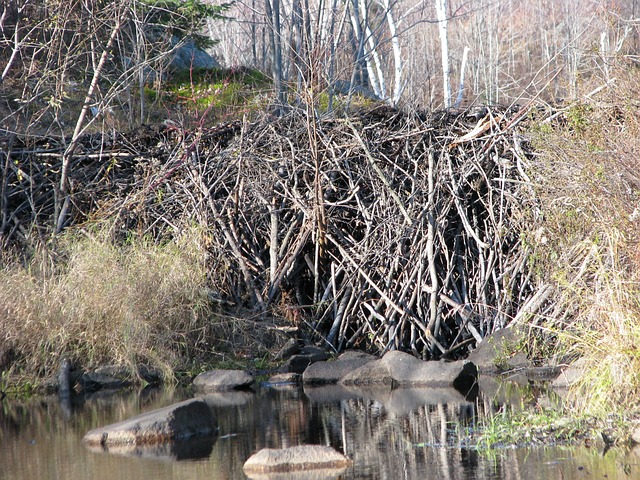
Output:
[{"xmin": 0, "ymin": 380, "xmax": 638, "ymax": 479}]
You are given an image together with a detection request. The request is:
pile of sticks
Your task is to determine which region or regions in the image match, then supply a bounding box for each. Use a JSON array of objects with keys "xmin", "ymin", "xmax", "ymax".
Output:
[{"xmin": 1, "ymin": 104, "xmax": 544, "ymax": 358}]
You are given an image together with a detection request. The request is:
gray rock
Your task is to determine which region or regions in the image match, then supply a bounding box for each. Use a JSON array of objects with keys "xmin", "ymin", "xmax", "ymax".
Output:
[
  {"xmin": 83, "ymin": 398, "xmax": 216, "ymax": 447},
  {"xmin": 193, "ymin": 369, "xmax": 254, "ymax": 391},
  {"xmin": 303, "ymin": 351, "xmax": 376, "ymax": 385},
  {"xmin": 384, "ymin": 351, "xmax": 477, "ymax": 390},
  {"xmin": 243, "ymin": 445, "xmax": 351, "ymax": 474},
  {"xmin": 466, "ymin": 328, "xmax": 530, "ymax": 373},
  {"xmin": 339, "ymin": 357, "xmax": 394, "ymax": 386},
  {"xmin": 341, "ymin": 350, "xmax": 477, "ymax": 393},
  {"xmin": 169, "ymin": 37, "xmax": 220, "ymax": 71}
]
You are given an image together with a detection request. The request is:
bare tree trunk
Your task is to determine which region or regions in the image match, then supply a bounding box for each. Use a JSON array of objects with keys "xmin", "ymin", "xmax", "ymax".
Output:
[
  {"xmin": 435, "ymin": 0, "xmax": 451, "ymax": 108},
  {"xmin": 266, "ymin": 0, "xmax": 285, "ymax": 107}
]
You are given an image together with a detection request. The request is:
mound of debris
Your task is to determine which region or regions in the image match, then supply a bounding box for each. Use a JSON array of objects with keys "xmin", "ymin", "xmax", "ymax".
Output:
[{"xmin": 0, "ymin": 105, "xmax": 547, "ymax": 359}]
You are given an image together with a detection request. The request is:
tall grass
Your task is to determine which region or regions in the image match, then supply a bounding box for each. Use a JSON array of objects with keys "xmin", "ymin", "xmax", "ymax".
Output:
[
  {"xmin": 529, "ymin": 62, "xmax": 640, "ymax": 417},
  {"xmin": 0, "ymin": 224, "xmax": 214, "ymax": 382}
]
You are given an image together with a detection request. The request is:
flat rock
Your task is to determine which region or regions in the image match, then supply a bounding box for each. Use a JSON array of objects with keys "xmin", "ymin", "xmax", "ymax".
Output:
[
  {"xmin": 303, "ymin": 351, "xmax": 376, "ymax": 385},
  {"xmin": 243, "ymin": 445, "xmax": 351, "ymax": 473},
  {"xmin": 192, "ymin": 369, "xmax": 254, "ymax": 391},
  {"xmin": 83, "ymin": 398, "xmax": 216, "ymax": 447},
  {"xmin": 340, "ymin": 350, "xmax": 477, "ymax": 393}
]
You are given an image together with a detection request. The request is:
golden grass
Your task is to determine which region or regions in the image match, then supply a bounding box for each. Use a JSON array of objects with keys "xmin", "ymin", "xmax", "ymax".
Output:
[
  {"xmin": 0, "ymin": 224, "xmax": 214, "ymax": 382},
  {"xmin": 529, "ymin": 61, "xmax": 640, "ymax": 417}
]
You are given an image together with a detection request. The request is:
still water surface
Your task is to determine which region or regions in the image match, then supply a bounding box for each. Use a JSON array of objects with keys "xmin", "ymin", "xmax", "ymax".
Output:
[{"xmin": 1, "ymin": 380, "xmax": 639, "ymax": 479}]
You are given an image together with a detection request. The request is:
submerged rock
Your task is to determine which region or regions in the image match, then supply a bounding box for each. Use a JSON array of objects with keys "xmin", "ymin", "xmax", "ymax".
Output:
[
  {"xmin": 243, "ymin": 445, "xmax": 351, "ymax": 473},
  {"xmin": 83, "ymin": 398, "xmax": 216, "ymax": 447},
  {"xmin": 192, "ymin": 369, "xmax": 254, "ymax": 391}
]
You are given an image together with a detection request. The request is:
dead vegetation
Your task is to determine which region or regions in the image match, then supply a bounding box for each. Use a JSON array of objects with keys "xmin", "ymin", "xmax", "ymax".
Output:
[{"xmin": 1, "ymin": 103, "xmax": 550, "ymax": 364}]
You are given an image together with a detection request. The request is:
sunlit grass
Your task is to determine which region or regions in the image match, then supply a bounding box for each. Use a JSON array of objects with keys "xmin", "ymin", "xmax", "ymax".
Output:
[{"xmin": 0, "ymin": 223, "xmax": 214, "ymax": 384}]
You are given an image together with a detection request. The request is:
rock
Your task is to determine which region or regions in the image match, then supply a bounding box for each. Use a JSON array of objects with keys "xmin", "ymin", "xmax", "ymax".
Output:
[
  {"xmin": 243, "ymin": 445, "xmax": 351, "ymax": 474},
  {"xmin": 466, "ymin": 327, "xmax": 530, "ymax": 373},
  {"xmin": 339, "ymin": 358, "xmax": 394, "ymax": 386},
  {"xmin": 169, "ymin": 37, "xmax": 220, "ymax": 71},
  {"xmin": 340, "ymin": 350, "xmax": 477, "ymax": 394},
  {"xmin": 274, "ymin": 338, "xmax": 302, "ymax": 360},
  {"xmin": 278, "ymin": 344, "xmax": 330, "ymax": 373},
  {"xmin": 83, "ymin": 398, "xmax": 216, "ymax": 447},
  {"xmin": 552, "ymin": 357, "xmax": 587, "ymax": 389},
  {"xmin": 279, "ymin": 355, "xmax": 313, "ymax": 374},
  {"xmin": 192, "ymin": 369, "xmax": 254, "ymax": 391},
  {"xmin": 303, "ymin": 350, "xmax": 376, "ymax": 385}
]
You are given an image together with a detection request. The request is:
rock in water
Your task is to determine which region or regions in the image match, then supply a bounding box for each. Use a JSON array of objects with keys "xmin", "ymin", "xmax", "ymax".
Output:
[
  {"xmin": 243, "ymin": 445, "xmax": 351, "ymax": 473},
  {"xmin": 83, "ymin": 398, "xmax": 216, "ymax": 447},
  {"xmin": 192, "ymin": 369, "xmax": 255, "ymax": 391}
]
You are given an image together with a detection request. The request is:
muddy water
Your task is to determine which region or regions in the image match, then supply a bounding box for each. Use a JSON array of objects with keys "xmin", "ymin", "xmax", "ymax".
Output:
[{"xmin": 1, "ymin": 380, "xmax": 639, "ymax": 480}]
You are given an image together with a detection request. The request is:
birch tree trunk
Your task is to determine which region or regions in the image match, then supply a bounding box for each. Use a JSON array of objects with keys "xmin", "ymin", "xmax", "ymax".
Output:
[
  {"xmin": 435, "ymin": 0, "xmax": 450, "ymax": 108},
  {"xmin": 379, "ymin": 0, "xmax": 403, "ymax": 105}
]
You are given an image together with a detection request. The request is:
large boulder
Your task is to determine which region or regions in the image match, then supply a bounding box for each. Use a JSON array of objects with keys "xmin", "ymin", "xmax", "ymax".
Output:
[
  {"xmin": 340, "ymin": 350, "xmax": 477, "ymax": 394},
  {"xmin": 243, "ymin": 445, "xmax": 351, "ymax": 474},
  {"xmin": 192, "ymin": 369, "xmax": 254, "ymax": 391},
  {"xmin": 303, "ymin": 350, "xmax": 376, "ymax": 385},
  {"xmin": 83, "ymin": 398, "xmax": 216, "ymax": 447},
  {"xmin": 169, "ymin": 37, "xmax": 220, "ymax": 71}
]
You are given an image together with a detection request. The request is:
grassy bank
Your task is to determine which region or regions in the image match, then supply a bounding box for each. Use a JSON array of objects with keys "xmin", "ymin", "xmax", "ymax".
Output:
[
  {"xmin": 525, "ymin": 63, "xmax": 640, "ymax": 420},
  {"xmin": 0, "ymin": 224, "xmax": 256, "ymax": 386}
]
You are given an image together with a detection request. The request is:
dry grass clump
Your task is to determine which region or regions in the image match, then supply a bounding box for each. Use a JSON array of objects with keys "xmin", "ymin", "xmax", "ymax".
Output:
[
  {"xmin": 529, "ymin": 61, "xmax": 640, "ymax": 416},
  {"xmin": 0, "ymin": 224, "xmax": 215, "ymax": 382}
]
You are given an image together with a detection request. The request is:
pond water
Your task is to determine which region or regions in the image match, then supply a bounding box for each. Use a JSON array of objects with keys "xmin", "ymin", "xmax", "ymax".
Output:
[{"xmin": 1, "ymin": 378, "xmax": 639, "ymax": 480}]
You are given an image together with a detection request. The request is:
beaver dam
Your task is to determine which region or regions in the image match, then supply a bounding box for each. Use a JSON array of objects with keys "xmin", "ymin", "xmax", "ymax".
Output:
[{"xmin": 1, "ymin": 104, "xmax": 555, "ymax": 361}]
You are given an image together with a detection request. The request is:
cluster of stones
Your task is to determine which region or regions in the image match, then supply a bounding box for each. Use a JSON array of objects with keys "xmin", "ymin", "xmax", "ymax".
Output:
[{"xmin": 79, "ymin": 327, "xmax": 607, "ymax": 473}]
